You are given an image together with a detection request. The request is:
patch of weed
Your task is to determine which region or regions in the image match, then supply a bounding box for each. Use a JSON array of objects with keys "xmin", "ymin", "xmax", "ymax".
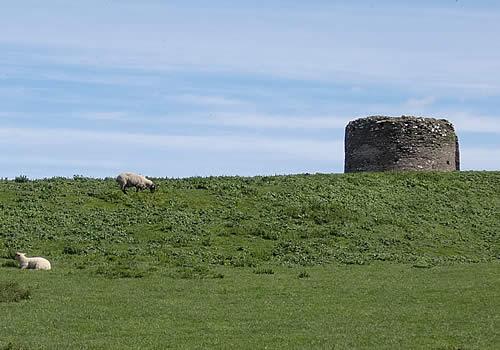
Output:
[
  {"xmin": 0, "ymin": 282, "xmax": 31, "ymax": 303},
  {"xmin": 170, "ymin": 265, "xmax": 222, "ymax": 279},
  {"xmin": 14, "ymin": 175, "xmax": 29, "ymax": 183},
  {"xmin": 0, "ymin": 342, "xmax": 28, "ymax": 350},
  {"xmin": 253, "ymin": 267, "xmax": 274, "ymax": 275},
  {"xmin": 1, "ymin": 260, "xmax": 18, "ymax": 268},
  {"xmin": 298, "ymin": 271, "xmax": 310, "ymax": 278}
]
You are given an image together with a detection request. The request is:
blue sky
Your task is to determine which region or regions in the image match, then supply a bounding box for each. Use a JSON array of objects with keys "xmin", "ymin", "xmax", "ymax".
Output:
[{"xmin": 1, "ymin": 0, "xmax": 499, "ymax": 178}]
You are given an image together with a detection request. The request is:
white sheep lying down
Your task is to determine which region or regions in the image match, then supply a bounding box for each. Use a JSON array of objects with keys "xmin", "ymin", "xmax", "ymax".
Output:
[
  {"xmin": 15, "ymin": 252, "xmax": 51, "ymax": 270},
  {"xmin": 116, "ymin": 172, "xmax": 156, "ymax": 194}
]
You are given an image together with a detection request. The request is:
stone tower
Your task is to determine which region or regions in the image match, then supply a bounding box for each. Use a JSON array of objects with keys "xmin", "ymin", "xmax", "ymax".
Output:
[{"xmin": 344, "ymin": 116, "xmax": 460, "ymax": 173}]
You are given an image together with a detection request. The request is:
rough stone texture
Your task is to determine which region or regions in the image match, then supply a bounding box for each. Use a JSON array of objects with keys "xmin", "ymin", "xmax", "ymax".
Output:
[{"xmin": 344, "ymin": 116, "xmax": 460, "ymax": 173}]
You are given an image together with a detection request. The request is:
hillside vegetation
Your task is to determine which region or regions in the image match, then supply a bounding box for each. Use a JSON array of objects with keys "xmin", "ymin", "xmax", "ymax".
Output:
[
  {"xmin": 0, "ymin": 171, "xmax": 498, "ymax": 276},
  {"xmin": 1, "ymin": 171, "xmax": 499, "ymax": 349}
]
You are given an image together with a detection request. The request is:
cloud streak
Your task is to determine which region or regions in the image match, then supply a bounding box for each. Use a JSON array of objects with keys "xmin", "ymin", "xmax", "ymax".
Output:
[
  {"xmin": 167, "ymin": 94, "xmax": 247, "ymax": 107},
  {"xmin": 450, "ymin": 113, "xmax": 500, "ymax": 134},
  {"xmin": 2, "ymin": 2, "xmax": 500, "ymax": 93},
  {"xmin": 0, "ymin": 127, "xmax": 344, "ymax": 162},
  {"xmin": 0, "ymin": 2, "xmax": 498, "ymax": 177},
  {"xmin": 197, "ymin": 114, "xmax": 350, "ymax": 130},
  {"xmin": 460, "ymin": 148, "xmax": 500, "ymax": 170}
]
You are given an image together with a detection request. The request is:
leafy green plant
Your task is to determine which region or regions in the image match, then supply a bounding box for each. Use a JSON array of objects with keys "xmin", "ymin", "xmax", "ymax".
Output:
[
  {"xmin": 0, "ymin": 342, "xmax": 28, "ymax": 350},
  {"xmin": 0, "ymin": 171, "xmax": 497, "ymax": 274},
  {"xmin": 1, "ymin": 260, "xmax": 18, "ymax": 268},
  {"xmin": 253, "ymin": 267, "xmax": 274, "ymax": 275},
  {"xmin": 13, "ymin": 175, "xmax": 29, "ymax": 183},
  {"xmin": 0, "ymin": 282, "xmax": 31, "ymax": 303},
  {"xmin": 298, "ymin": 271, "xmax": 310, "ymax": 278}
]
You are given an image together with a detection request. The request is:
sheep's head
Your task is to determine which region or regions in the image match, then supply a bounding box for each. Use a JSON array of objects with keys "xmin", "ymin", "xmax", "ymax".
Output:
[
  {"xmin": 149, "ymin": 184, "xmax": 157, "ymax": 193},
  {"xmin": 14, "ymin": 252, "xmax": 26, "ymax": 261}
]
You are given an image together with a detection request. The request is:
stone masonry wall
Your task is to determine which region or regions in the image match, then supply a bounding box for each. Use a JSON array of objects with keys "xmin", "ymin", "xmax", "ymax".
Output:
[{"xmin": 344, "ymin": 116, "xmax": 460, "ymax": 173}]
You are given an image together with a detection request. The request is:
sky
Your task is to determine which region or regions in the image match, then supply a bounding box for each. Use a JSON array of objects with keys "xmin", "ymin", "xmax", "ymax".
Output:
[{"xmin": 1, "ymin": 0, "xmax": 499, "ymax": 179}]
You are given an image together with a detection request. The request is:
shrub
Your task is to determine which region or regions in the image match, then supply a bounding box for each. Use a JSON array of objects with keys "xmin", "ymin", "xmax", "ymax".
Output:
[
  {"xmin": 1, "ymin": 260, "xmax": 18, "ymax": 268},
  {"xmin": 63, "ymin": 246, "xmax": 83, "ymax": 255},
  {"xmin": 14, "ymin": 175, "xmax": 29, "ymax": 183},
  {"xmin": 0, "ymin": 282, "xmax": 31, "ymax": 303},
  {"xmin": 298, "ymin": 271, "xmax": 310, "ymax": 279},
  {"xmin": 0, "ymin": 342, "xmax": 28, "ymax": 350}
]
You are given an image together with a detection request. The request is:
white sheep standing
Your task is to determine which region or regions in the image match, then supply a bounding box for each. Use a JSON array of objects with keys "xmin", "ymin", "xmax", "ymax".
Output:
[
  {"xmin": 15, "ymin": 252, "xmax": 51, "ymax": 270},
  {"xmin": 116, "ymin": 172, "xmax": 156, "ymax": 194}
]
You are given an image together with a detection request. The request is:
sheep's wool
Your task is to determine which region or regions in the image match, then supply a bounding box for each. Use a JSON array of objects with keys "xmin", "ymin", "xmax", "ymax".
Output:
[
  {"xmin": 116, "ymin": 172, "xmax": 155, "ymax": 193},
  {"xmin": 15, "ymin": 253, "xmax": 51, "ymax": 270}
]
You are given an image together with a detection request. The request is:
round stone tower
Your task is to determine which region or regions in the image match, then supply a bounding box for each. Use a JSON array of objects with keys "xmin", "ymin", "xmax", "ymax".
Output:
[{"xmin": 344, "ymin": 116, "xmax": 460, "ymax": 173}]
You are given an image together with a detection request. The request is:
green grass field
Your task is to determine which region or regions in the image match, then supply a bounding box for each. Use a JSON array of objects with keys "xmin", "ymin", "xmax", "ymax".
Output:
[{"xmin": 1, "ymin": 171, "xmax": 499, "ymax": 349}]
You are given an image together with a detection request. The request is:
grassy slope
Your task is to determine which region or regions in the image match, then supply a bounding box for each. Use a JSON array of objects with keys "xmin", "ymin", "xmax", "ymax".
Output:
[
  {"xmin": 0, "ymin": 171, "xmax": 499, "ymax": 349},
  {"xmin": 0, "ymin": 171, "xmax": 498, "ymax": 271},
  {"xmin": 1, "ymin": 264, "xmax": 499, "ymax": 349}
]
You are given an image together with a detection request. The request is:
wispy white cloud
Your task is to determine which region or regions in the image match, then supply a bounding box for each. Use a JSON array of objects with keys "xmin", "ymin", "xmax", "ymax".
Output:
[
  {"xmin": 76, "ymin": 112, "xmax": 351, "ymax": 130},
  {"xmin": 1, "ymin": 2, "xmax": 498, "ymax": 177},
  {"xmin": 167, "ymin": 94, "xmax": 247, "ymax": 107},
  {"xmin": 0, "ymin": 127, "xmax": 344, "ymax": 162},
  {"xmin": 76, "ymin": 112, "xmax": 131, "ymax": 121},
  {"xmin": 0, "ymin": 111, "xmax": 29, "ymax": 118},
  {"xmin": 448, "ymin": 113, "xmax": 500, "ymax": 134},
  {"xmin": 0, "ymin": 155, "xmax": 122, "ymax": 169},
  {"xmin": 0, "ymin": 109, "xmax": 352, "ymax": 131},
  {"xmin": 35, "ymin": 71, "xmax": 155, "ymax": 87},
  {"xmin": 0, "ymin": 86, "xmax": 50, "ymax": 99},
  {"xmin": 2, "ymin": 2, "xmax": 499, "ymax": 93},
  {"xmin": 460, "ymin": 147, "xmax": 500, "ymax": 170},
  {"xmin": 199, "ymin": 114, "xmax": 350, "ymax": 130},
  {"xmin": 404, "ymin": 96, "xmax": 437, "ymax": 110},
  {"xmin": 359, "ymin": 104, "xmax": 500, "ymax": 135}
]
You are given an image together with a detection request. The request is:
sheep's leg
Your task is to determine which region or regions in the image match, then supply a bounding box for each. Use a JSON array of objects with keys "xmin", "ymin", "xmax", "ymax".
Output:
[{"xmin": 121, "ymin": 184, "xmax": 127, "ymax": 194}]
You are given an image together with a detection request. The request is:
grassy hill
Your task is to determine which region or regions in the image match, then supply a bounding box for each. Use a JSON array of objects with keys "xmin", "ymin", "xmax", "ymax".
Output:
[
  {"xmin": 0, "ymin": 171, "xmax": 499, "ymax": 349},
  {"xmin": 1, "ymin": 171, "xmax": 498, "ymax": 275}
]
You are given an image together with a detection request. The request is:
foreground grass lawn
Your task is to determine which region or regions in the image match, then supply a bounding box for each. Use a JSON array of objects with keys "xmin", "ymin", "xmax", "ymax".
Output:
[{"xmin": 1, "ymin": 263, "xmax": 499, "ymax": 349}]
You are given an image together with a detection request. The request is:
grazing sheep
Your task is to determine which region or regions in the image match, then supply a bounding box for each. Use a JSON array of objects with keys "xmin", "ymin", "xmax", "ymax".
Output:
[
  {"xmin": 116, "ymin": 172, "xmax": 156, "ymax": 194},
  {"xmin": 15, "ymin": 252, "xmax": 51, "ymax": 270}
]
